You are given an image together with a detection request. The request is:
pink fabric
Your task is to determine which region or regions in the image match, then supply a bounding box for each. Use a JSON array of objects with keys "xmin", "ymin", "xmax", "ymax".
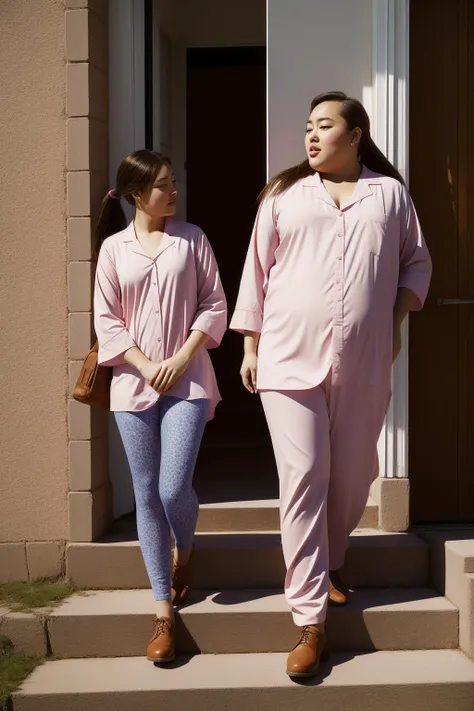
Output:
[
  {"xmin": 261, "ymin": 374, "xmax": 390, "ymax": 626},
  {"xmin": 230, "ymin": 166, "xmax": 432, "ymax": 390},
  {"xmin": 94, "ymin": 219, "xmax": 227, "ymax": 419}
]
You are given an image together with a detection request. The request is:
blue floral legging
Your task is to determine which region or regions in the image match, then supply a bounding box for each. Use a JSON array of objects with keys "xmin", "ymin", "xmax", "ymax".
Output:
[{"xmin": 114, "ymin": 396, "xmax": 208, "ymax": 600}]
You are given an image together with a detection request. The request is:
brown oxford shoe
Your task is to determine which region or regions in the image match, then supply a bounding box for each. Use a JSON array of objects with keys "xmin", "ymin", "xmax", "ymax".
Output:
[
  {"xmin": 286, "ymin": 625, "xmax": 329, "ymax": 678},
  {"xmin": 146, "ymin": 616, "xmax": 175, "ymax": 664},
  {"xmin": 171, "ymin": 548, "xmax": 194, "ymax": 606},
  {"xmin": 329, "ymin": 569, "xmax": 351, "ymax": 606}
]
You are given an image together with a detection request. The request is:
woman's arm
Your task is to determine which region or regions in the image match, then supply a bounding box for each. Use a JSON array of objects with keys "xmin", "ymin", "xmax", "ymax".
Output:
[
  {"xmin": 240, "ymin": 331, "xmax": 260, "ymax": 393},
  {"xmin": 150, "ymin": 330, "xmax": 211, "ymax": 393},
  {"xmin": 94, "ymin": 245, "xmax": 136, "ymax": 366},
  {"xmin": 229, "ymin": 197, "xmax": 279, "ymax": 336},
  {"xmin": 190, "ymin": 231, "xmax": 227, "ymax": 348},
  {"xmin": 392, "ymin": 287, "xmax": 419, "ymax": 361},
  {"xmin": 392, "ymin": 186, "xmax": 433, "ymax": 361}
]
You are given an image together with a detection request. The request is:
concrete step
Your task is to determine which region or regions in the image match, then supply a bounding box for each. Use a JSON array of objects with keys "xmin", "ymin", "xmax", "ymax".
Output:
[
  {"xmin": 12, "ymin": 650, "xmax": 474, "ymax": 711},
  {"xmin": 196, "ymin": 497, "xmax": 378, "ymax": 532},
  {"xmin": 48, "ymin": 587, "xmax": 458, "ymax": 658},
  {"xmin": 67, "ymin": 530, "xmax": 429, "ymax": 590}
]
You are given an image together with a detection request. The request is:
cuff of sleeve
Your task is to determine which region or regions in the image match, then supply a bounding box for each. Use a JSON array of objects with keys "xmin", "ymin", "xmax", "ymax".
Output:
[
  {"xmin": 397, "ymin": 274, "xmax": 427, "ymax": 311},
  {"xmin": 229, "ymin": 309, "xmax": 262, "ymax": 334},
  {"xmin": 98, "ymin": 330, "xmax": 136, "ymax": 366},
  {"xmin": 191, "ymin": 313, "xmax": 226, "ymax": 349}
]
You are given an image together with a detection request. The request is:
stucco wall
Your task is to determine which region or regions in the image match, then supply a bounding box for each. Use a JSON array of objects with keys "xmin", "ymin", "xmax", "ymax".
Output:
[
  {"xmin": 268, "ymin": 0, "xmax": 373, "ymax": 175},
  {"xmin": 0, "ymin": 0, "xmax": 68, "ymax": 542}
]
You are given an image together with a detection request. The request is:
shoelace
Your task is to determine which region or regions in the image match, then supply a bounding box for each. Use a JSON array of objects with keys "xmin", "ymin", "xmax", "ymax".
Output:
[
  {"xmin": 301, "ymin": 626, "xmax": 316, "ymax": 646},
  {"xmin": 153, "ymin": 618, "xmax": 171, "ymax": 639}
]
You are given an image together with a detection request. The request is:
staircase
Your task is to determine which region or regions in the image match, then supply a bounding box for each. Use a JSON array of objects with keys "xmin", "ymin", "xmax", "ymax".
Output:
[{"xmin": 11, "ymin": 497, "xmax": 474, "ymax": 710}]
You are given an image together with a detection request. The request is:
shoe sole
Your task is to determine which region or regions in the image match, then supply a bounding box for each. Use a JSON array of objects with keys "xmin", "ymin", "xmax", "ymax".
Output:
[
  {"xmin": 328, "ymin": 597, "xmax": 350, "ymax": 606},
  {"xmin": 287, "ymin": 668, "xmax": 320, "ymax": 678},
  {"xmin": 147, "ymin": 654, "xmax": 176, "ymax": 664}
]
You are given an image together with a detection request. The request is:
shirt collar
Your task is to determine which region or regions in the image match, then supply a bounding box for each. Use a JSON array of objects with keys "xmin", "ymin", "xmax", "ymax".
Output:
[
  {"xmin": 122, "ymin": 220, "xmax": 176, "ymax": 260},
  {"xmin": 301, "ymin": 164, "xmax": 382, "ymax": 211}
]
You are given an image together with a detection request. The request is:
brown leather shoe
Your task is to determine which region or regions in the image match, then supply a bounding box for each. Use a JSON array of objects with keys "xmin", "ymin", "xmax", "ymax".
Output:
[
  {"xmin": 171, "ymin": 549, "xmax": 194, "ymax": 606},
  {"xmin": 146, "ymin": 617, "xmax": 175, "ymax": 663},
  {"xmin": 286, "ymin": 626, "xmax": 329, "ymax": 678},
  {"xmin": 329, "ymin": 569, "xmax": 350, "ymax": 606}
]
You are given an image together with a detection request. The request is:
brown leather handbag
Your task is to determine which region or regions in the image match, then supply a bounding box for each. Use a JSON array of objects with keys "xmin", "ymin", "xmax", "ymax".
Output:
[{"xmin": 73, "ymin": 341, "xmax": 112, "ymax": 409}]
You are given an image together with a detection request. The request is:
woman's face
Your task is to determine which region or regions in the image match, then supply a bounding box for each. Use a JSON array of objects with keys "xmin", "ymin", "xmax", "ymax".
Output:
[
  {"xmin": 305, "ymin": 101, "xmax": 360, "ymax": 173},
  {"xmin": 138, "ymin": 163, "xmax": 178, "ymax": 217}
]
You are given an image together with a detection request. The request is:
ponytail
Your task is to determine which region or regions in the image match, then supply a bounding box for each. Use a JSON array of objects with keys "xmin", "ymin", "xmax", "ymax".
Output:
[
  {"xmin": 92, "ymin": 149, "xmax": 171, "ymax": 259},
  {"xmin": 93, "ymin": 192, "xmax": 127, "ymax": 260}
]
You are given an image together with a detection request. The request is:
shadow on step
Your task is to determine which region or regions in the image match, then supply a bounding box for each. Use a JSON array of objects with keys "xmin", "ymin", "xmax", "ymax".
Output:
[{"xmin": 288, "ymin": 652, "xmax": 374, "ymax": 685}]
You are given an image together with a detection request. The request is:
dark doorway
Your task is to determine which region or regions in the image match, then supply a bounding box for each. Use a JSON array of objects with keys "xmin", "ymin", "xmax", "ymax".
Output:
[
  {"xmin": 186, "ymin": 47, "xmax": 277, "ymax": 502},
  {"xmin": 409, "ymin": 0, "xmax": 474, "ymax": 523}
]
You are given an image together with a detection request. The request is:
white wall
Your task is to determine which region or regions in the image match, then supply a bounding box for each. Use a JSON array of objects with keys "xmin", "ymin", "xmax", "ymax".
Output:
[{"xmin": 267, "ymin": 0, "xmax": 373, "ymax": 176}]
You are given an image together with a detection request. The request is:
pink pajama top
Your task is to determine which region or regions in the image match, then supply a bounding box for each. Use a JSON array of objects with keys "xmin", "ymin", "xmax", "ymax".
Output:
[
  {"xmin": 94, "ymin": 220, "xmax": 227, "ymax": 419},
  {"xmin": 230, "ymin": 166, "xmax": 432, "ymax": 389}
]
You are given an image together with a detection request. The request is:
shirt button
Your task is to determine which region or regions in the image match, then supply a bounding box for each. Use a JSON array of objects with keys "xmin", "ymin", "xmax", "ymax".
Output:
[
  {"xmin": 152, "ymin": 282, "xmax": 156, "ymax": 286},
  {"xmin": 157, "ymin": 337, "xmax": 161, "ymax": 342},
  {"xmin": 155, "ymin": 309, "xmax": 160, "ymax": 314}
]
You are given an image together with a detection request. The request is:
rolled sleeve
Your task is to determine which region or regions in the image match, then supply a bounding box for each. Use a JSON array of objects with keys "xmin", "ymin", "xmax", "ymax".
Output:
[
  {"xmin": 230, "ymin": 197, "xmax": 279, "ymax": 334},
  {"xmin": 191, "ymin": 232, "xmax": 227, "ymax": 349},
  {"xmin": 229, "ymin": 308, "xmax": 263, "ymax": 333},
  {"xmin": 397, "ymin": 186, "xmax": 432, "ymax": 310},
  {"xmin": 94, "ymin": 244, "xmax": 136, "ymax": 366}
]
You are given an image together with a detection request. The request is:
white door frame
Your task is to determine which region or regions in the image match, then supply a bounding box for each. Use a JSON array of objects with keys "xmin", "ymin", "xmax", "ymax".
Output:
[
  {"xmin": 108, "ymin": 0, "xmax": 147, "ymax": 519},
  {"xmin": 372, "ymin": 0, "xmax": 410, "ymax": 480}
]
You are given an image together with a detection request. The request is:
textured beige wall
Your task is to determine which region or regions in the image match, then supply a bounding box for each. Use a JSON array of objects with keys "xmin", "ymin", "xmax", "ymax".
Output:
[{"xmin": 0, "ymin": 0, "xmax": 68, "ymax": 541}]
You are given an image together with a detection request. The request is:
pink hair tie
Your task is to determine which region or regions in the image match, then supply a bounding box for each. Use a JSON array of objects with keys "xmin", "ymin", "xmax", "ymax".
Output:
[{"xmin": 108, "ymin": 189, "xmax": 120, "ymax": 199}]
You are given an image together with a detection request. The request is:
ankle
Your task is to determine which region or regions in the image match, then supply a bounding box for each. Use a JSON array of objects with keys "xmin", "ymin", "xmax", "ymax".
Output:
[
  {"xmin": 155, "ymin": 599, "xmax": 174, "ymax": 620},
  {"xmin": 174, "ymin": 547, "xmax": 193, "ymax": 567}
]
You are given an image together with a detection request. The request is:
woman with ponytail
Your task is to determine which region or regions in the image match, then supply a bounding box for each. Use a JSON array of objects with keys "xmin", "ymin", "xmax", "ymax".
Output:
[
  {"xmin": 94, "ymin": 150, "xmax": 227, "ymax": 663},
  {"xmin": 230, "ymin": 92, "xmax": 432, "ymax": 678}
]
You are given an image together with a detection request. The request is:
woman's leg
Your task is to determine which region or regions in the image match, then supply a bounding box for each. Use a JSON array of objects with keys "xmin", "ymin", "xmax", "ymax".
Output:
[
  {"xmin": 158, "ymin": 396, "xmax": 208, "ymax": 578},
  {"xmin": 326, "ymin": 381, "xmax": 391, "ymax": 571},
  {"xmin": 114, "ymin": 405, "xmax": 172, "ymax": 602},
  {"xmin": 260, "ymin": 387, "xmax": 331, "ymax": 627}
]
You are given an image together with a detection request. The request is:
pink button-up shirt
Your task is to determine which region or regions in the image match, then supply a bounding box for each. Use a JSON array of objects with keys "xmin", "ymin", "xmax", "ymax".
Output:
[
  {"xmin": 94, "ymin": 219, "xmax": 227, "ymax": 418},
  {"xmin": 230, "ymin": 166, "xmax": 432, "ymax": 389}
]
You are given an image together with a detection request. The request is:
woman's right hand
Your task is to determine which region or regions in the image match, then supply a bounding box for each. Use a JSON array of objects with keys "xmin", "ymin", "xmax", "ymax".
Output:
[
  {"xmin": 140, "ymin": 359, "xmax": 162, "ymax": 387},
  {"xmin": 240, "ymin": 353, "xmax": 258, "ymax": 393}
]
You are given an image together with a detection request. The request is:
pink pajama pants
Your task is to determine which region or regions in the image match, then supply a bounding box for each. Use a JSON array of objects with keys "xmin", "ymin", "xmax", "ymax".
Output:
[{"xmin": 260, "ymin": 372, "xmax": 390, "ymax": 626}]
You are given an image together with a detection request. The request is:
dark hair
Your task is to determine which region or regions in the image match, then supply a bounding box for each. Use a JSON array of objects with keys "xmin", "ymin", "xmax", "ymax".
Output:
[
  {"xmin": 259, "ymin": 91, "xmax": 404, "ymax": 202},
  {"xmin": 93, "ymin": 149, "xmax": 171, "ymax": 259}
]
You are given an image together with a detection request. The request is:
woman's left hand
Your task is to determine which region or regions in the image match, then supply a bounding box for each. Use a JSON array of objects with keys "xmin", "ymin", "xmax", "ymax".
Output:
[
  {"xmin": 151, "ymin": 352, "xmax": 190, "ymax": 393},
  {"xmin": 392, "ymin": 323, "xmax": 402, "ymax": 362}
]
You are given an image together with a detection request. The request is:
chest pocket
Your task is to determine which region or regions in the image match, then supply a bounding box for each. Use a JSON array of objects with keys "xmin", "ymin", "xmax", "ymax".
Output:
[
  {"xmin": 365, "ymin": 215, "xmax": 386, "ymax": 256},
  {"xmin": 363, "ymin": 184, "xmax": 388, "ymax": 256}
]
